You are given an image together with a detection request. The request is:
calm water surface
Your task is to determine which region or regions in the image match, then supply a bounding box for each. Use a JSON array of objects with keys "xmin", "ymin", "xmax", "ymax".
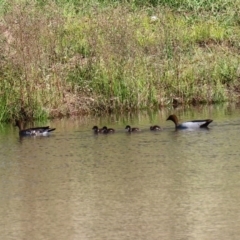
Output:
[{"xmin": 1, "ymin": 105, "xmax": 240, "ymax": 240}]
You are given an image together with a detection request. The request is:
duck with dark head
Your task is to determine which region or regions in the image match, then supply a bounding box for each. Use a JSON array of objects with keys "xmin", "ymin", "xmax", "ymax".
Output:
[
  {"xmin": 15, "ymin": 120, "xmax": 56, "ymax": 136},
  {"xmin": 125, "ymin": 125, "xmax": 140, "ymax": 132},
  {"xmin": 92, "ymin": 126, "xmax": 115, "ymax": 134},
  {"xmin": 92, "ymin": 126, "xmax": 105, "ymax": 134},
  {"xmin": 102, "ymin": 126, "xmax": 115, "ymax": 133}
]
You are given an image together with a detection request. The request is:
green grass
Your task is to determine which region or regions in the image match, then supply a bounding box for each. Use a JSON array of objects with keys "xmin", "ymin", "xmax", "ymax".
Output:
[{"xmin": 0, "ymin": 0, "xmax": 240, "ymax": 121}]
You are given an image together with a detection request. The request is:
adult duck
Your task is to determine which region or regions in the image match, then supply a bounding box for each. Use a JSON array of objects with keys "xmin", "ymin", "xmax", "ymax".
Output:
[
  {"xmin": 16, "ymin": 120, "xmax": 56, "ymax": 136},
  {"xmin": 150, "ymin": 125, "xmax": 161, "ymax": 131},
  {"xmin": 166, "ymin": 114, "xmax": 213, "ymax": 129},
  {"xmin": 102, "ymin": 126, "xmax": 115, "ymax": 133},
  {"xmin": 125, "ymin": 125, "xmax": 140, "ymax": 132}
]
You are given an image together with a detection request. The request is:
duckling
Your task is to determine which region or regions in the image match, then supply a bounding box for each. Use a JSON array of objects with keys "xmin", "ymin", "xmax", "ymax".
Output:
[
  {"xmin": 15, "ymin": 120, "xmax": 56, "ymax": 137},
  {"xmin": 102, "ymin": 126, "xmax": 115, "ymax": 133},
  {"xmin": 125, "ymin": 125, "xmax": 140, "ymax": 132},
  {"xmin": 92, "ymin": 126, "xmax": 105, "ymax": 133},
  {"xmin": 150, "ymin": 125, "xmax": 161, "ymax": 131},
  {"xmin": 167, "ymin": 114, "xmax": 213, "ymax": 129}
]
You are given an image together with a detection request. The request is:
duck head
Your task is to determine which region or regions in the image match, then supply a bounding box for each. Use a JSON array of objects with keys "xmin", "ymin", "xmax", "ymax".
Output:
[
  {"xmin": 166, "ymin": 114, "xmax": 179, "ymax": 127},
  {"xmin": 125, "ymin": 125, "xmax": 131, "ymax": 131},
  {"xmin": 92, "ymin": 126, "xmax": 98, "ymax": 130}
]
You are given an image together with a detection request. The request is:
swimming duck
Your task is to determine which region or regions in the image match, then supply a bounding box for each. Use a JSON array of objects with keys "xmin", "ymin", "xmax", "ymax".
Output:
[
  {"xmin": 16, "ymin": 120, "xmax": 56, "ymax": 136},
  {"xmin": 92, "ymin": 126, "xmax": 103, "ymax": 133},
  {"xmin": 166, "ymin": 114, "xmax": 213, "ymax": 129},
  {"xmin": 150, "ymin": 125, "xmax": 161, "ymax": 131},
  {"xmin": 102, "ymin": 126, "xmax": 115, "ymax": 133},
  {"xmin": 125, "ymin": 125, "xmax": 140, "ymax": 132}
]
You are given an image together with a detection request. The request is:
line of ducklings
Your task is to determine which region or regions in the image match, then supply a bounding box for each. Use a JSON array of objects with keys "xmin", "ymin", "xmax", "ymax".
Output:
[
  {"xmin": 92, "ymin": 125, "xmax": 161, "ymax": 134},
  {"xmin": 92, "ymin": 114, "xmax": 213, "ymax": 134}
]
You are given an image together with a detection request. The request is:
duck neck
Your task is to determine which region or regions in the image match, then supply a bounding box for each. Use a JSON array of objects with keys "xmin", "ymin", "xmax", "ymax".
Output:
[{"xmin": 16, "ymin": 121, "xmax": 24, "ymax": 131}]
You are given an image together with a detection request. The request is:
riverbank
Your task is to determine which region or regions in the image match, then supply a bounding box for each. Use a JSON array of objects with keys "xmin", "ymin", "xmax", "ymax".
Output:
[{"xmin": 0, "ymin": 0, "xmax": 240, "ymax": 121}]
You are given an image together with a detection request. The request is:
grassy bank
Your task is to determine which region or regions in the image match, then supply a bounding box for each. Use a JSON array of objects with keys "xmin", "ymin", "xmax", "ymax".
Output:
[{"xmin": 0, "ymin": 0, "xmax": 240, "ymax": 121}]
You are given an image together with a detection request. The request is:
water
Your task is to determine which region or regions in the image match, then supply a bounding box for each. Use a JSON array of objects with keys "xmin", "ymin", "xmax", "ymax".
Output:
[{"xmin": 1, "ymin": 105, "xmax": 240, "ymax": 240}]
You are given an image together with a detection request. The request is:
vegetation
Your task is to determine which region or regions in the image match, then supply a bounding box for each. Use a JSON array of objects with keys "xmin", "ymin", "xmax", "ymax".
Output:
[{"xmin": 0, "ymin": 0, "xmax": 240, "ymax": 121}]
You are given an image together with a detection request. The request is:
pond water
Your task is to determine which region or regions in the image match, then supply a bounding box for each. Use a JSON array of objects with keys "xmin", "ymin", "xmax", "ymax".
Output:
[{"xmin": 1, "ymin": 104, "xmax": 240, "ymax": 240}]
